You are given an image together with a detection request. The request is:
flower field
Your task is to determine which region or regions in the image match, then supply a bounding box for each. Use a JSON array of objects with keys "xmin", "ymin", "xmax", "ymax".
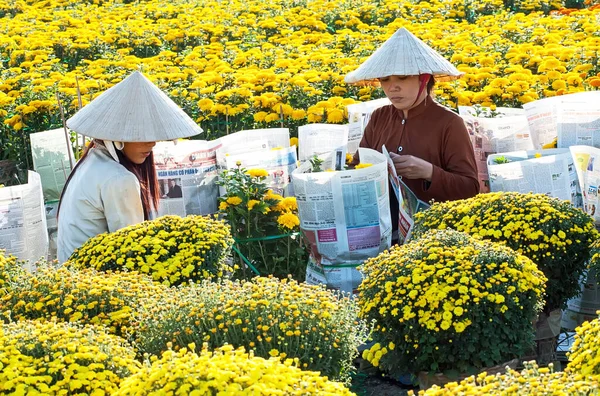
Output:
[
  {"xmin": 1, "ymin": 0, "xmax": 600, "ymax": 166},
  {"xmin": 4, "ymin": 0, "xmax": 600, "ymax": 394}
]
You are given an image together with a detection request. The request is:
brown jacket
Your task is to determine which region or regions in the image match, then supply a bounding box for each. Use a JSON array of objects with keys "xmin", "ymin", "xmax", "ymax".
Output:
[{"xmin": 358, "ymin": 96, "xmax": 479, "ymax": 204}]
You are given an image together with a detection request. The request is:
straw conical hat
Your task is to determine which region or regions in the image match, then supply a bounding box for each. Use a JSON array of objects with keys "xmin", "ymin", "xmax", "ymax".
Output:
[
  {"xmin": 67, "ymin": 71, "xmax": 203, "ymax": 142},
  {"xmin": 345, "ymin": 28, "xmax": 463, "ymax": 84}
]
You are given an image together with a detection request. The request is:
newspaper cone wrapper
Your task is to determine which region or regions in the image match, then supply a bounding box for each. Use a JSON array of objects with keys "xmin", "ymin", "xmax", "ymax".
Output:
[
  {"xmin": 0, "ymin": 171, "xmax": 48, "ymax": 267},
  {"xmin": 291, "ymin": 148, "xmax": 392, "ymax": 271}
]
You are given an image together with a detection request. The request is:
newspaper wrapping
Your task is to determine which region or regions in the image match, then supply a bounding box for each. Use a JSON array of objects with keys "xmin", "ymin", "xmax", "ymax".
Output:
[
  {"xmin": 459, "ymin": 109, "xmax": 533, "ymax": 193},
  {"xmin": 292, "ymin": 148, "xmax": 392, "ymax": 293},
  {"xmin": 298, "ymin": 124, "xmax": 349, "ymax": 162},
  {"xmin": 487, "ymin": 148, "xmax": 582, "ymax": 208},
  {"xmin": 215, "ymin": 128, "xmax": 290, "ymax": 168},
  {"xmin": 557, "ymin": 96, "xmax": 600, "ymax": 149},
  {"xmin": 382, "ymin": 145, "xmax": 430, "ymax": 244},
  {"xmin": 225, "ymin": 147, "xmax": 298, "ymax": 196},
  {"xmin": 0, "ymin": 171, "xmax": 48, "ymax": 269},
  {"xmin": 346, "ymin": 98, "xmax": 390, "ymax": 154},
  {"xmin": 458, "ymin": 105, "xmax": 526, "ymax": 118},
  {"xmin": 523, "ymin": 92, "xmax": 600, "ymax": 149},
  {"xmin": 153, "ymin": 140, "xmax": 220, "ymax": 217},
  {"xmin": 215, "ymin": 128, "xmax": 291, "ymax": 195},
  {"xmin": 523, "ymin": 95, "xmax": 563, "ymax": 149},
  {"xmin": 30, "ymin": 128, "xmax": 75, "ymax": 202},
  {"xmin": 569, "ymin": 145, "xmax": 600, "ymax": 223}
]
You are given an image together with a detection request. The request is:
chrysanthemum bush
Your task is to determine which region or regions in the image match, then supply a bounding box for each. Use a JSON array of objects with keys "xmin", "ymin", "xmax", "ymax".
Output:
[
  {"xmin": 0, "ymin": 262, "xmax": 167, "ymax": 337},
  {"xmin": 0, "ymin": 320, "xmax": 140, "ymax": 394},
  {"xmin": 358, "ymin": 229, "xmax": 546, "ymax": 376},
  {"xmin": 68, "ymin": 214, "xmax": 233, "ymax": 286},
  {"xmin": 115, "ymin": 344, "xmax": 356, "ymax": 395},
  {"xmin": 131, "ymin": 276, "xmax": 369, "ymax": 382},
  {"xmin": 588, "ymin": 238, "xmax": 600, "ymax": 280},
  {"xmin": 413, "ymin": 192, "xmax": 598, "ymax": 312},
  {"xmin": 566, "ymin": 312, "xmax": 600, "ymax": 377},
  {"xmin": 412, "ymin": 361, "xmax": 600, "ymax": 396},
  {"xmin": 218, "ymin": 166, "xmax": 308, "ymax": 280},
  {"xmin": 0, "ymin": 249, "xmax": 23, "ymax": 288}
]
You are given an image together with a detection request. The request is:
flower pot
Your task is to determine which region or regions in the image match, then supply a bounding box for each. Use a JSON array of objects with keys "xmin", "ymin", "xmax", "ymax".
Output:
[{"xmin": 417, "ymin": 358, "xmax": 519, "ymax": 390}]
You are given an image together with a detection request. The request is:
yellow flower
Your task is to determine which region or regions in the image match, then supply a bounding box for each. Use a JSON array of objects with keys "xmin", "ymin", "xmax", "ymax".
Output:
[
  {"xmin": 277, "ymin": 212, "xmax": 300, "ymax": 230},
  {"xmin": 226, "ymin": 196, "xmax": 242, "ymax": 205},
  {"xmin": 246, "ymin": 168, "xmax": 269, "ymax": 178},
  {"xmin": 290, "ymin": 137, "xmax": 298, "ymax": 147},
  {"xmin": 219, "ymin": 201, "xmax": 228, "ymax": 210},
  {"xmin": 326, "ymin": 108, "xmax": 344, "ymax": 123},
  {"xmin": 247, "ymin": 199, "xmax": 260, "ymax": 210}
]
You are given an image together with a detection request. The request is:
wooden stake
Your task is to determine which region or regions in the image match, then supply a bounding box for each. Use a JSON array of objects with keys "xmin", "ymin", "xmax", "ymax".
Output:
[
  {"xmin": 75, "ymin": 76, "xmax": 85, "ymax": 154},
  {"xmin": 56, "ymin": 91, "xmax": 74, "ymax": 170},
  {"xmin": 280, "ymin": 104, "xmax": 284, "ymax": 128},
  {"xmin": 225, "ymin": 107, "xmax": 229, "ymax": 135}
]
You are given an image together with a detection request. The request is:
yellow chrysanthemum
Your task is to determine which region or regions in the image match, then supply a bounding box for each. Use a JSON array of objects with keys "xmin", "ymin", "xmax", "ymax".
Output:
[
  {"xmin": 226, "ymin": 196, "xmax": 242, "ymax": 205},
  {"xmin": 277, "ymin": 212, "xmax": 300, "ymax": 230},
  {"xmin": 355, "ymin": 163, "xmax": 373, "ymax": 169},
  {"xmin": 246, "ymin": 168, "xmax": 269, "ymax": 178},
  {"xmin": 247, "ymin": 199, "xmax": 260, "ymax": 210}
]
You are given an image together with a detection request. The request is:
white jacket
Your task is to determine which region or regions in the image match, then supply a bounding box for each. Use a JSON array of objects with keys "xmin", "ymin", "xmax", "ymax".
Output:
[{"xmin": 57, "ymin": 146, "xmax": 144, "ymax": 263}]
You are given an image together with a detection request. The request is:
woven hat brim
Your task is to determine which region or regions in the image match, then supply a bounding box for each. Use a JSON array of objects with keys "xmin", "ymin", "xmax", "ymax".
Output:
[
  {"xmin": 67, "ymin": 71, "xmax": 203, "ymax": 142},
  {"xmin": 344, "ymin": 28, "xmax": 463, "ymax": 84}
]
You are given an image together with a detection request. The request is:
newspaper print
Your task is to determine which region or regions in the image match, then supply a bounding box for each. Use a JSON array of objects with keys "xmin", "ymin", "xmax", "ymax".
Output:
[
  {"xmin": 292, "ymin": 148, "xmax": 391, "ymax": 266},
  {"xmin": 0, "ymin": 171, "xmax": 48, "ymax": 268},
  {"xmin": 304, "ymin": 255, "xmax": 364, "ymax": 294},
  {"xmin": 30, "ymin": 128, "xmax": 75, "ymax": 202},
  {"xmin": 298, "ymin": 124, "xmax": 349, "ymax": 162},
  {"xmin": 462, "ymin": 115, "xmax": 493, "ymax": 193},
  {"xmin": 487, "ymin": 148, "xmax": 580, "ymax": 207},
  {"xmin": 462, "ymin": 114, "xmax": 533, "ymax": 193},
  {"xmin": 346, "ymin": 98, "xmax": 390, "ymax": 154},
  {"xmin": 523, "ymin": 91, "xmax": 599, "ymax": 149},
  {"xmin": 215, "ymin": 128, "xmax": 290, "ymax": 169},
  {"xmin": 557, "ymin": 95, "xmax": 600, "ymax": 149},
  {"xmin": 153, "ymin": 140, "xmax": 220, "ymax": 217},
  {"xmin": 225, "ymin": 146, "xmax": 298, "ymax": 196},
  {"xmin": 569, "ymin": 145, "xmax": 600, "ymax": 223},
  {"xmin": 458, "ymin": 105, "xmax": 525, "ymax": 118}
]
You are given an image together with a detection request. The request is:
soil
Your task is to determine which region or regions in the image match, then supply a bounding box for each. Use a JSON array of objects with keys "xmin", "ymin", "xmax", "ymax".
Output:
[
  {"xmin": 351, "ymin": 374, "xmax": 412, "ymax": 396},
  {"xmin": 350, "ymin": 359, "xmax": 415, "ymax": 396}
]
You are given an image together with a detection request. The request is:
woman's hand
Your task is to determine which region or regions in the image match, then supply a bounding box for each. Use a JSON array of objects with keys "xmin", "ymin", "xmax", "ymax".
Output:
[{"xmin": 389, "ymin": 152, "xmax": 434, "ymax": 181}]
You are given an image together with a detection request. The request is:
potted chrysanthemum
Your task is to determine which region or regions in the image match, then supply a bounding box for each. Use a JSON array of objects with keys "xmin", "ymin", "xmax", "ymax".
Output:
[
  {"xmin": 217, "ymin": 165, "xmax": 308, "ymax": 280},
  {"xmin": 358, "ymin": 229, "xmax": 546, "ymax": 388}
]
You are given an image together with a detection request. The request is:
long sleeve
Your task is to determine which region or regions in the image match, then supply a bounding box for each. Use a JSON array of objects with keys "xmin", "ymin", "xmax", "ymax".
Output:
[
  {"xmin": 424, "ymin": 116, "xmax": 480, "ymax": 201},
  {"xmin": 100, "ymin": 173, "xmax": 144, "ymax": 232}
]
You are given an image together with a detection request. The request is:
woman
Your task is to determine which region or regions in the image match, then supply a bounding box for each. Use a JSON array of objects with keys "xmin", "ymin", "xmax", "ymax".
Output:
[
  {"xmin": 57, "ymin": 71, "xmax": 202, "ymax": 262},
  {"xmin": 345, "ymin": 28, "xmax": 479, "ymax": 239}
]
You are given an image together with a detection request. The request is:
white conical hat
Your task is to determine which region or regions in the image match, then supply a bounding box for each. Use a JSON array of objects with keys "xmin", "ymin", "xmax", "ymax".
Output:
[
  {"xmin": 67, "ymin": 71, "xmax": 203, "ymax": 142},
  {"xmin": 345, "ymin": 28, "xmax": 463, "ymax": 84}
]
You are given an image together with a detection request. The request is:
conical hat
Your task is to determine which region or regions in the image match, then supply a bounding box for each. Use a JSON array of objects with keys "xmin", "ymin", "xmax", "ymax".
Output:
[
  {"xmin": 67, "ymin": 71, "xmax": 203, "ymax": 142},
  {"xmin": 345, "ymin": 28, "xmax": 463, "ymax": 84}
]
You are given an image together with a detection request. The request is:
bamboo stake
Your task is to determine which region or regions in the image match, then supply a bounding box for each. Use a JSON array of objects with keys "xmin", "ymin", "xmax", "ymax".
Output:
[
  {"xmin": 225, "ymin": 107, "xmax": 229, "ymax": 135},
  {"xmin": 75, "ymin": 76, "xmax": 85, "ymax": 153},
  {"xmin": 56, "ymin": 91, "xmax": 74, "ymax": 170},
  {"xmin": 280, "ymin": 104, "xmax": 284, "ymax": 128}
]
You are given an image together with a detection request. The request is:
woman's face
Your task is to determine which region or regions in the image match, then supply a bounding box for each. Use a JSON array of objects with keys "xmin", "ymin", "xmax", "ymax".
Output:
[
  {"xmin": 378, "ymin": 75, "xmax": 424, "ymax": 110},
  {"xmin": 122, "ymin": 142, "xmax": 156, "ymax": 164}
]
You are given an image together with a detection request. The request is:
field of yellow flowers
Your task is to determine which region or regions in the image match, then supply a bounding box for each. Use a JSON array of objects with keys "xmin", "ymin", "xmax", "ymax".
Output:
[{"xmin": 1, "ymin": 0, "xmax": 600, "ymax": 168}]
